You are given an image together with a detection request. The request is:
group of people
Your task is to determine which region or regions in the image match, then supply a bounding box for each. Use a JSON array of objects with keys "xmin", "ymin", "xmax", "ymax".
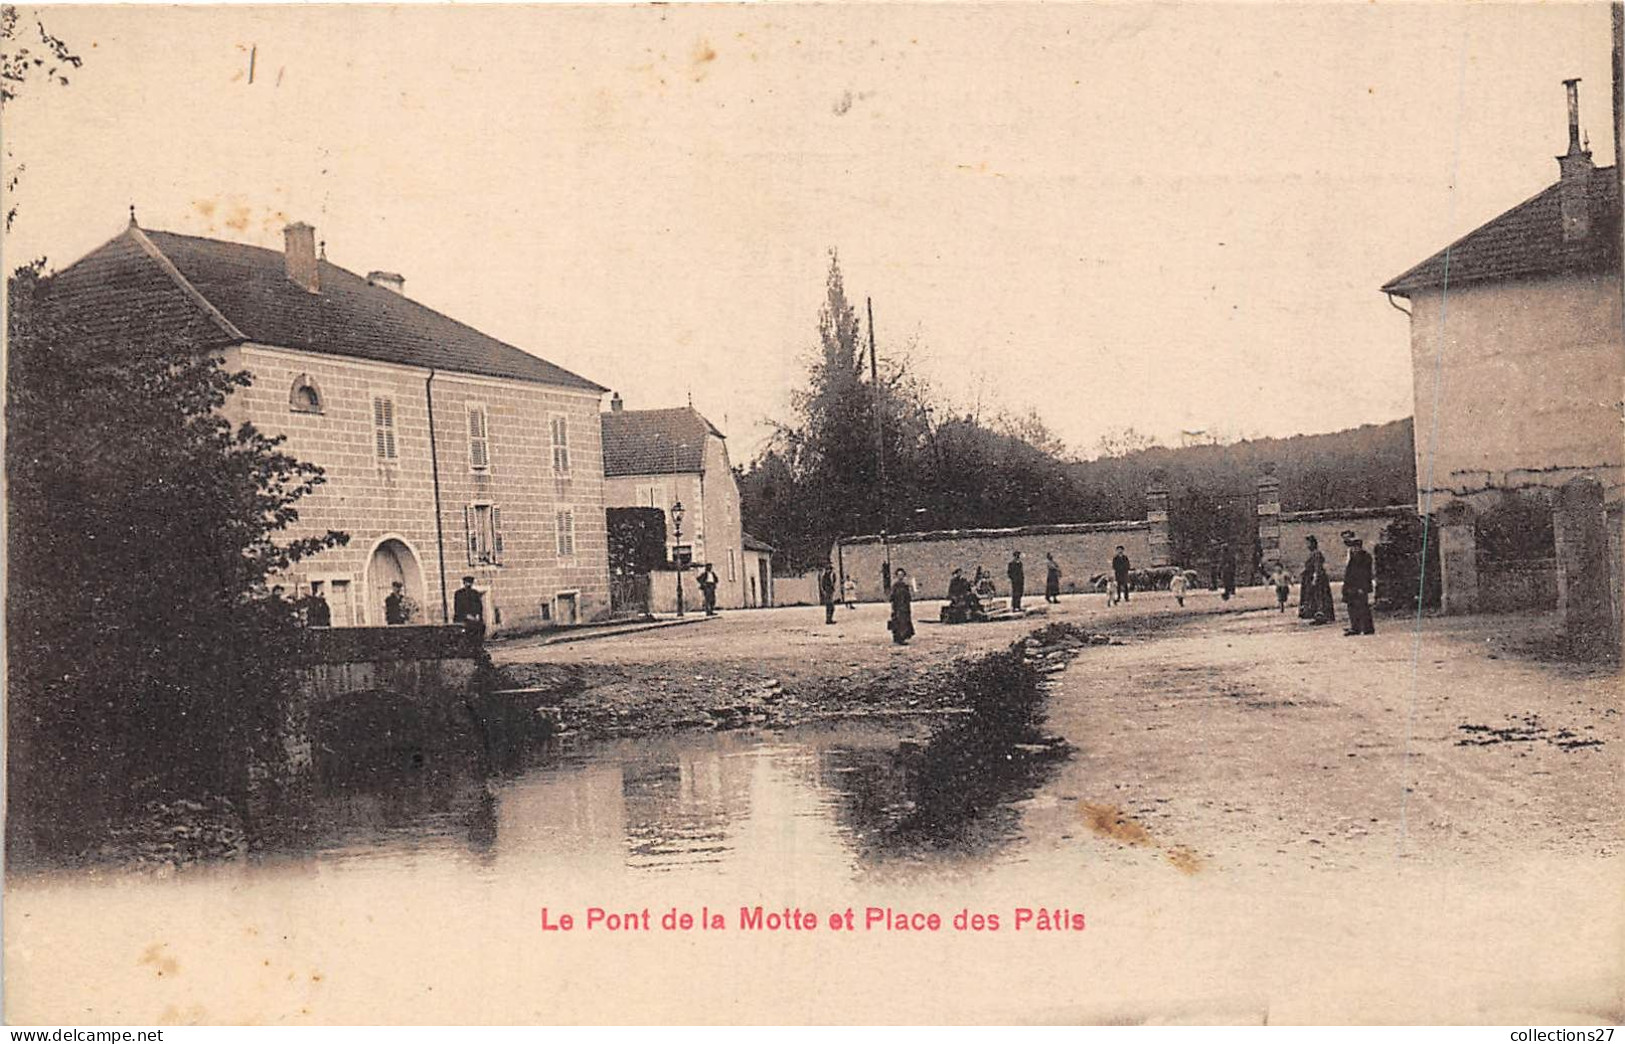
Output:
[
  {"xmin": 1295, "ymin": 531, "xmax": 1375, "ymax": 635},
  {"xmin": 270, "ymin": 575, "xmax": 490, "ymax": 636}
]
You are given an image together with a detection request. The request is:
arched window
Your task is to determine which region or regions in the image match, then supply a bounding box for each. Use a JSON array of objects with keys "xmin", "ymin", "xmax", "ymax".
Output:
[{"xmin": 290, "ymin": 374, "xmax": 323, "ymax": 414}]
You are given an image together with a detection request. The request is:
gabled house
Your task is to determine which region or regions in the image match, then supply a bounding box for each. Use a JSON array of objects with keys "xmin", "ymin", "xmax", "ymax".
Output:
[
  {"xmin": 600, "ymin": 395, "xmax": 749, "ymax": 609},
  {"xmin": 1383, "ymin": 81, "xmax": 1622, "ymax": 634},
  {"xmin": 46, "ymin": 217, "xmax": 611, "ymax": 631}
]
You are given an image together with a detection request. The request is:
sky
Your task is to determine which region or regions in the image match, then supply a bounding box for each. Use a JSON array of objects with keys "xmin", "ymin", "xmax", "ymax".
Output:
[{"xmin": 2, "ymin": 2, "xmax": 1618, "ymax": 461}]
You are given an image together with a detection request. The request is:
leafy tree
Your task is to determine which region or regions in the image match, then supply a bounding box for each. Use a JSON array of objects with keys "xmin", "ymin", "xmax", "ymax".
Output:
[
  {"xmin": 2, "ymin": 7, "xmax": 82, "ymax": 230},
  {"xmin": 5, "ymin": 262, "xmax": 347, "ymax": 856},
  {"xmin": 606, "ymin": 507, "xmax": 668, "ymax": 575}
]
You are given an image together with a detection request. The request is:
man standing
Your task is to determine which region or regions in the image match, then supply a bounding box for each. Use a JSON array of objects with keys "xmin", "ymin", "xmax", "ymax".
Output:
[
  {"xmin": 1044, "ymin": 553, "xmax": 1062, "ymax": 603},
  {"xmin": 384, "ymin": 581, "xmax": 408, "ymax": 626},
  {"xmin": 1342, "ymin": 532, "xmax": 1375, "ymax": 636},
  {"xmin": 819, "ymin": 564, "xmax": 838, "ymax": 625},
  {"xmin": 1220, "ymin": 545, "xmax": 1237, "ymax": 601},
  {"xmin": 1007, "ymin": 550, "xmax": 1025, "ymax": 612},
  {"xmin": 1112, "ymin": 546, "xmax": 1132, "ymax": 603},
  {"xmin": 453, "ymin": 575, "xmax": 485, "ymax": 638},
  {"xmin": 306, "ymin": 585, "xmax": 332, "ymax": 628},
  {"xmin": 697, "ymin": 563, "xmax": 719, "ymax": 617}
]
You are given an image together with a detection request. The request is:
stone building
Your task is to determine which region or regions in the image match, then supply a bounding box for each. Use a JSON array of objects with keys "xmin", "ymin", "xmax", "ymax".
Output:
[
  {"xmin": 47, "ymin": 218, "xmax": 611, "ymax": 632},
  {"xmin": 1382, "ymin": 82, "xmax": 1622, "ymax": 643},
  {"xmin": 600, "ymin": 396, "xmax": 750, "ymax": 609}
]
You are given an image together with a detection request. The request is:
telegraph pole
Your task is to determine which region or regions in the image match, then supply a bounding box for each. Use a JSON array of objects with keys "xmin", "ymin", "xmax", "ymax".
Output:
[{"xmin": 868, "ymin": 296, "xmax": 892, "ymax": 590}]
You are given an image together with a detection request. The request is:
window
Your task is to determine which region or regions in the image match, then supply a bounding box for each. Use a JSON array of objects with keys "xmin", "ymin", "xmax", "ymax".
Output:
[
  {"xmin": 290, "ymin": 375, "xmax": 323, "ymax": 414},
  {"xmin": 465, "ymin": 503, "xmax": 503, "ymax": 565},
  {"xmin": 550, "ymin": 415, "xmax": 571, "ymax": 474},
  {"xmin": 728, "ymin": 548, "xmax": 737, "ymax": 582},
  {"xmin": 372, "ymin": 396, "xmax": 397, "ymax": 460},
  {"xmin": 555, "ymin": 508, "xmax": 576, "ymax": 557},
  {"xmin": 468, "ymin": 404, "xmax": 490, "ymax": 471}
]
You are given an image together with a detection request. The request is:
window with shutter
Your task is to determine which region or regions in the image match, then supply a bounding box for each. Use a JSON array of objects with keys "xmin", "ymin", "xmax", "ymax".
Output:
[
  {"xmin": 468, "ymin": 405, "xmax": 490, "ymax": 471},
  {"xmin": 373, "ymin": 396, "xmax": 397, "ymax": 460},
  {"xmin": 491, "ymin": 506, "xmax": 504, "ymax": 564},
  {"xmin": 550, "ymin": 415, "xmax": 571, "ymax": 474},
  {"xmin": 556, "ymin": 508, "xmax": 576, "ymax": 557},
  {"xmin": 465, "ymin": 504, "xmax": 476, "ymax": 565}
]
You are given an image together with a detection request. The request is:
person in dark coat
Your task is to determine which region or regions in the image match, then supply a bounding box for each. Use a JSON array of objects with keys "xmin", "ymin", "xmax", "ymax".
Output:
[
  {"xmin": 1298, "ymin": 537, "xmax": 1335, "ymax": 625},
  {"xmin": 1111, "ymin": 547, "xmax": 1132, "ymax": 602},
  {"xmin": 384, "ymin": 581, "xmax": 408, "ymax": 625},
  {"xmin": 306, "ymin": 586, "xmax": 332, "ymax": 628},
  {"xmin": 1341, "ymin": 532, "xmax": 1375, "ymax": 635},
  {"xmin": 1044, "ymin": 553, "xmax": 1062, "ymax": 603},
  {"xmin": 819, "ymin": 565, "xmax": 838, "ymax": 625},
  {"xmin": 697, "ymin": 563, "xmax": 719, "ymax": 617},
  {"xmin": 1007, "ymin": 551, "xmax": 1025, "ymax": 611},
  {"xmin": 1220, "ymin": 545, "xmax": 1237, "ymax": 601},
  {"xmin": 887, "ymin": 568, "xmax": 915, "ymax": 644},
  {"xmin": 453, "ymin": 576, "xmax": 485, "ymax": 638}
]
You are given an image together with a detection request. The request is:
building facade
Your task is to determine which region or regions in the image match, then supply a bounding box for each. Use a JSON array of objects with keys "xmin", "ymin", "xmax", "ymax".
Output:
[
  {"xmin": 48, "ymin": 218, "xmax": 611, "ymax": 632},
  {"xmin": 600, "ymin": 398, "xmax": 750, "ymax": 609},
  {"xmin": 1383, "ymin": 82, "xmax": 1622, "ymax": 639}
]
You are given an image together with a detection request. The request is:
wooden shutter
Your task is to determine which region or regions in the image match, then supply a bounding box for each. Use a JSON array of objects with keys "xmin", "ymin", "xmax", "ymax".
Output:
[
  {"xmin": 373, "ymin": 396, "xmax": 397, "ymax": 460},
  {"xmin": 464, "ymin": 504, "xmax": 476, "ymax": 565},
  {"xmin": 468, "ymin": 406, "xmax": 489, "ymax": 470},
  {"xmin": 492, "ymin": 506, "xmax": 504, "ymax": 564}
]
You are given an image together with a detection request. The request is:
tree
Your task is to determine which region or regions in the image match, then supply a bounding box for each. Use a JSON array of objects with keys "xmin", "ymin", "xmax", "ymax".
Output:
[
  {"xmin": 606, "ymin": 507, "xmax": 668, "ymax": 575},
  {"xmin": 6, "ymin": 262, "xmax": 347, "ymax": 855},
  {"xmin": 1094, "ymin": 426, "xmax": 1161, "ymax": 459},
  {"xmin": 2, "ymin": 7, "xmax": 82, "ymax": 230}
]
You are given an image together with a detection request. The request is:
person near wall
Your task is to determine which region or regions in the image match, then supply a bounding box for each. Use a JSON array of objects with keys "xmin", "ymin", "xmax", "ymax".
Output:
[
  {"xmin": 1298, "ymin": 536, "xmax": 1335, "ymax": 625},
  {"xmin": 1169, "ymin": 569, "xmax": 1189, "ymax": 607},
  {"xmin": 1112, "ymin": 546, "xmax": 1132, "ymax": 603},
  {"xmin": 306, "ymin": 586, "xmax": 332, "ymax": 628},
  {"xmin": 1273, "ymin": 565, "xmax": 1292, "ymax": 613},
  {"xmin": 887, "ymin": 568, "xmax": 915, "ymax": 645},
  {"xmin": 1044, "ymin": 553, "xmax": 1062, "ymax": 603},
  {"xmin": 697, "ymin": 563, "xmax": 720, "ymax": 617},
  {"xmin": 819, "ymin": 565, "xmax": 839, "ymax": 625},
  {"xmin": 1221, "ymin": 546, "xmax": 1237, "ymax": 601},
  {"xmin": 1341, "ymin": 532, "xmax": 1376, "ymax": 636},
  {"xmin": 1007, "ymin": 550, "xmax": 1026, "ymax": 612},
  {"xmin": 946, "ymin": 567, "xmax": 981, "ymax": 623},
  {"xmin": 454, "ymin": 575, "xmax": 486, "ymax": 638},
  {"xmin": 384, "ymin": 581, "xmax": 408, "ymax": 626},
  {"xmin": 842, "ymin": 576, "xmax": 858, "ymax": 609}
]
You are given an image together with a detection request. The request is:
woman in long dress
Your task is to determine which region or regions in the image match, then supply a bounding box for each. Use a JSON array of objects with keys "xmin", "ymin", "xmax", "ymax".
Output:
[
  {"xmin": 1299, "ymin": 535, "xmax": 1335, "ymax": 624},
  {"xmin": 888, "ymin": 568, "xmax": 915, "ymax": 645}
]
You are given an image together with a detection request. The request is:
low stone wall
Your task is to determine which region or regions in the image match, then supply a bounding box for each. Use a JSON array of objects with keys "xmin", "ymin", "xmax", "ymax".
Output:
[
  {"xmin": 836, "ymin": 522, "xmax": 1150, "ymax": 602},
  {"xmin": 289, "ymin": 625, "xmax": 482, "ymax": 702},
  {"xmin": 1277, "ymin": 506, "xmax": 1413, "ymax": 580},
  {"xmin": 1477, "ymin": 559, "xmax": 1559, "ymax": 613},
  {"xmin": 774, "ymin": 572, "xmax": 821, "ymax": 607}
]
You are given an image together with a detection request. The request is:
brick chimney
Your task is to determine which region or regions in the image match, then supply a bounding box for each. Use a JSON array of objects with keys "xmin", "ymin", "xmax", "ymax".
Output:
[
  {"xmin": 283, "ymin": 222, "xmax": 320, "ymax": 294},
  {"xmin": 609, "ymin": 391, "xmax": 624, "ymax": 413},
  {"xmin": 1557, "ymin": 78, "xmax": 1595, "ymax": 242}
]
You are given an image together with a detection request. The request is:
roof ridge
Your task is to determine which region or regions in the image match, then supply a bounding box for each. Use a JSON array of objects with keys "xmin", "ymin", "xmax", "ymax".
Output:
[{"xmin": 128, "ymin": 226, "xmax": 247, "ymax": 342}]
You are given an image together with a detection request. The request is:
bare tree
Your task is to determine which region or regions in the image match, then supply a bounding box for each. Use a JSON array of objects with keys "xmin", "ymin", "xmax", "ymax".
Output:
[{"xmin": 2, "ymin": 6, "xmax": 82, "ymax": 230}]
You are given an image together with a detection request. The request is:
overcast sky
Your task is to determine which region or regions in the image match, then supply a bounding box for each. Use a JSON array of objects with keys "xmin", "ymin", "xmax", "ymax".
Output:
[{"xmin": 3, "ymin": 3, "xmax": 1617, "ymax": 460}]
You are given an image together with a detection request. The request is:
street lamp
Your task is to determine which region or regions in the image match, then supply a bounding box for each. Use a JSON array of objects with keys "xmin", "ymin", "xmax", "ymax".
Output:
[{"xmin": 671, "ymin": 499, "xmax": 686, "ymax": 617}]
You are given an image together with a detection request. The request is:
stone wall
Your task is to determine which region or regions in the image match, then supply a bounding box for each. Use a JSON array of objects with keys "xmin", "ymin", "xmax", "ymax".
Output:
[
  {"xmin": 835, "ymin": 522, "xmax": 1151, "ymax": 602},
  {"xmin": 224, "ymin": 344, "xmax": 610, "ymax": 632},
  {"xmin": 1276, "ymin": 506, "xmax": 1414, "ymax": 580}
]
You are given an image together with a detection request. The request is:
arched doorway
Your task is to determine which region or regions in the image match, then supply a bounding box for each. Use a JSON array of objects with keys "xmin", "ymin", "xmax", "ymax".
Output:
[{"xmin": 367, "ymin": 537, "xmax": 426, "ymax": 625}]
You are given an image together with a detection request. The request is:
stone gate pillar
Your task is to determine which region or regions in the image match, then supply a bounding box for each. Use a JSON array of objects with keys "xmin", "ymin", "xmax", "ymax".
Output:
[
  {"xmin": 1552, "ymin": 477, "xmax": 1616, "ymax": 652},
  {"xmin": 1436, "ymin": 499, "xmax": 1478, "ymax": 615},
  {"xmin": 1256, "ymin": 466, "xmax": 1282, "ymax": 570},
  {"xmin": 1145, "ymin": 476, "xmax": 1170, "ymax": 567}
]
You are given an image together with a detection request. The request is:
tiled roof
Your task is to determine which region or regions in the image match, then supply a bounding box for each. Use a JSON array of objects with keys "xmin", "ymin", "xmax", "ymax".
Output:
[
  {"xmin": 1383, "ymin": 166, "xmax": 1621, "ymax": 295},
  {"xmin": 742, "ymin": 531, "xmax": 777, "ymax": 553},
  {"xmin": 601, "ymin": 407, "xmax": 723, "ymax": 477},
  {"xmin": 46, "ymin": 225, "xmax": 607, "ymax": 391}
]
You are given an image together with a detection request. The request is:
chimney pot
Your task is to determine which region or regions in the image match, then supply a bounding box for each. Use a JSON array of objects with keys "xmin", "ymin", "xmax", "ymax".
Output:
[
  {"xmin": 283, "ymin": 222, "xmax": 320, "ymax": 294},
  {"xmin": 1556, "ymin": 79, "xmax": 1595, "ymax": 242},
  {"xmin": 610, "ymin": 391, "xmax": 624, "ymax": 413}
]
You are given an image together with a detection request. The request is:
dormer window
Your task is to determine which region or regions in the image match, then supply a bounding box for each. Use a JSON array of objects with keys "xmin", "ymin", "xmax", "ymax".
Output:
[{"xmin": 290, "ymin": 374, "xmax": 323, "ymax": 414}]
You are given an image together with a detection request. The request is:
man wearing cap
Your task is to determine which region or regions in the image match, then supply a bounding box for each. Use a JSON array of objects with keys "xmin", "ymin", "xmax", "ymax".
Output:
[
  {"xmin": 384, "ymin": 581, "xmax": 408, "ymax": 626},
  {"xmin": 1007, "ymin": 550, "xmax": 1025, "ymax": 612},
  {"xmin": 453, "ymin": 576, "xmax": 485, "ymax": 638},
  {"xmin": 1341, "ymin": 532, "xmax": 1375, "ymax": 636}
]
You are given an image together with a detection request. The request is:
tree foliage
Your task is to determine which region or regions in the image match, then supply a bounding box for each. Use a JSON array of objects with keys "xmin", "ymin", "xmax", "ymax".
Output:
[
  {"xmin": 5, "ymin": 262, "xmax": 347, "ymax": 855},
  {"xmin": 606, "ymin": 507, "xmax": 668, "ymax": 575},
  {"xmin": 2, "ymin": 7, "xmax": 81, "ymax": 230}
]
